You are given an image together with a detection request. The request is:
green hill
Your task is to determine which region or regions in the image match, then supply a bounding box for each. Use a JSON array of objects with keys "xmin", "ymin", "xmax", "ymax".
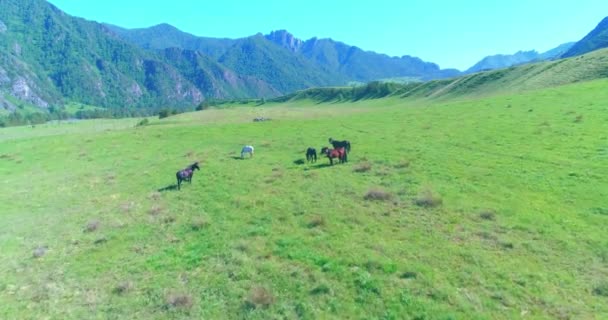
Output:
[{"xmin": 280, "ymin": 48, "xmax": 608, "ymax": 103}]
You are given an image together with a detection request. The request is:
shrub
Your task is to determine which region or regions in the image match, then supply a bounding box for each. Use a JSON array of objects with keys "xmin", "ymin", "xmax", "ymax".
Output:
[
  {"xmin": 353, "ymin": 162, "xmax": 372, "ymax": 173},
  {"xmin": 364, "ymin": 188, "xmax": 392, "ymax": 201},
  {"xmin": 113, "ymin": 281, "xmax": 133, "ymax": 295},
  {"xmin": 479, "ymin": 209, "xmax": 496, "ymax": 220},
  {"xmin": 165, "ymin": 292, "xmax": 193, "ymax": 309},
  {"xmin": 136, "ymin": 118, "xmax": 149, "ymax": 126},
  {"xmin": 414, "ymin": 189, "xmax": 443, "ymax": 208},
  {"xmin": 394, "ymin": 160, "xmax": 410, "ymax": 169},
  {"xmin": 310, "ymin": 284, "xmax": 331, "ymax": 295},
  {"xmin": 246, "ymin": 286, "xmax": 275, "ymax": 308},
  {"xmin": 593, "ymin": 282, "xmax": 608, "ymax": 297},
  {"xmin": 84, "ymin": 220, "xmax": 100, "ymax": 232},
  {"xmin": 400, "ymin": 271, "xmax": 418, "ymax": 279},
  {"xmin": 191, "ymin": 217, "xmax": 209, "ymax": 231},
  {"xmin": 307, "ymin": 216, "xmax": 325, "ymax": 228},
  {"xmin": 32, "ymin": 246, "xmax": 48, "ymax": 258}
]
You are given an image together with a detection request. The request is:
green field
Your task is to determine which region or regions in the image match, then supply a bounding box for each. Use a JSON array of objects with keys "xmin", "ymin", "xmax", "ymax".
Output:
[{"xmin": 1, "ymin": 79, "xmax": 607, "ymax": 319}]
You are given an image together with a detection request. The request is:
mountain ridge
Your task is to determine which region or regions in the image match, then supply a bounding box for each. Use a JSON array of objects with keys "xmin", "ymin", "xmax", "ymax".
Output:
[{"xmin": 562, "ymin": 16, "xmax": 608, "ymax": 58}]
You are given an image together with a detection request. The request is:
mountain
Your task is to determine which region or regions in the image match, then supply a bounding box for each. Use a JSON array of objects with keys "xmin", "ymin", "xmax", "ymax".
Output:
[
  {"xmin": 110, "ymin": 27, "xmax": 461, "ymax": 84},
  {"xmin": 296, "ymin": 36, "xmax": 461, "ymax": 81},
  {"xmin": 466, "ymin": 43, "xmax": 575, "ymax": 73},
  {"xmin": 0, "ymin": 0, "xmax": 286, "ymax": 112},
  {"xmin": 104, "ymin": 23, "xmax": 237, "ymax": 59},
  {"xmin": 562, "ymin": 17, "xmax": 608, "ymax": 58},
  {"xmin": 538, "ymin": 42, "xmax": 575, "ymax": 60}
]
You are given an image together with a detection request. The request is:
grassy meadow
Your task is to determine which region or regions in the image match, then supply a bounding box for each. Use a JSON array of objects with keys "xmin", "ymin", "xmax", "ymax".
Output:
[{"xmin": 1, "ymin": 79, "xmax": 607, "ymax": 319}]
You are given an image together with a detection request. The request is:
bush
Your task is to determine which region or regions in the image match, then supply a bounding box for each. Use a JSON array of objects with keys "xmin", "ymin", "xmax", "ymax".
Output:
[
  {"xmin": 353, "ymin": 162, "xmax": 372, "ymax": 173},
  {"xmin": 246, "ymin": 286, "xmax": 274, "ymax": 308},
  {"xmin": 479, "ymin": 210, "xmax": 496, "ymax": 221},
  {"xmin": 364, "ymin": 188, "xmax": 393, "ymax": 201},
  {"xmin": 158, "ymin": 109, "xmax": 170, "ymax": 119},
  {"xmin": 307, "ymin": 216, "xmax": 325, "ymax": 228},
  {"xmin": 165, "ymin": 292, "xmax": 193, "ymax": 309},
  {"xmin": 414, "ymin": 189, "xmax": 443, "ymax": 208},
  {"xmin": 593, "ymin": 282, "xmax": 608, "ymax": 297},
  {"xmin": 84, "ymin": 220, "xmax": 100, "ymax": 232},
  {"xmin": 136, "ymin": 118, "xmax": 149, "ymax": 126}
]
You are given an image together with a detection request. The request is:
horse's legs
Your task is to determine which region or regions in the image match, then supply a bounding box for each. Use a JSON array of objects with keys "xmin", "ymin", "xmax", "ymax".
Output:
[{"xmin": 177, "ymin": 178, "xmax": 181, "ymax": 190}]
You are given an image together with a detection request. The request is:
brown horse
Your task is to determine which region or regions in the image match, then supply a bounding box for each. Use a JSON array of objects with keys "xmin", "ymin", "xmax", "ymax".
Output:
[{"xmin": 321, "ymin": 147, "xmax": 347, "ymax": 165}]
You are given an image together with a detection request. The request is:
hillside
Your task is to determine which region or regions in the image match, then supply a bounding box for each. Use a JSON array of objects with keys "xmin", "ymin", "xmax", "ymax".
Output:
[
  {"xmin": 1, "ymin": 77, "xmax": 607, "ymax": 319},
  {"xmin": 281, "ymin": 48, "xmax": 608, "ymax": 103},
  {"xmin": 466, "ymin": 43, "xmax": 574, "ymax": 73},
  {"xmin": 563, "ymin": 16, "xmax": 608, "ymax": 58}
]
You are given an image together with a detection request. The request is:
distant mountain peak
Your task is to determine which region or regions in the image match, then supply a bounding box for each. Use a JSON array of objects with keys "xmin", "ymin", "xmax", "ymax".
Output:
[
  {"xmin": 265, "ymin": 30, "xmax": 303, "ymax": 52},
  {"xmin": 562, "ymin": 16, "xmax": 608, "ymax": 58}
]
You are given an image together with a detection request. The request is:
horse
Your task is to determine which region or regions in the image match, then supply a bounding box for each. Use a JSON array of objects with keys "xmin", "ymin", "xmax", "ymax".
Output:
[
  {"xmin": 241, "ymin": 145, "xmax": 254, "ymax": 159},
  {"xmin": 306, "ymin": 147, "xmax": 317, "ymax": 163},
  {"xmin": 321, "ymin": 147, "xmax": 347, "ymax": 165},
  {"xmin": 176, "ymin": 162, "xmax": 200, "ymax": 190},
  {"xmin": 329, "ymin": 138, "xmax": 351, "ymax": 152}
]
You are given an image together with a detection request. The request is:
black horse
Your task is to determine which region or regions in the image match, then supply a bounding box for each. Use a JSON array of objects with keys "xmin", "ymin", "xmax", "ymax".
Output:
[
  {"xmin": 329, "ymin": 138, "xmax": 351, "ymax": 152},
  {"xmin": 306, "ymin": 147, "xmax": 317, "ymax": 163},
  {"xmin": 176, "ymin": 162, "xmax": 200, "ymax": 190}
]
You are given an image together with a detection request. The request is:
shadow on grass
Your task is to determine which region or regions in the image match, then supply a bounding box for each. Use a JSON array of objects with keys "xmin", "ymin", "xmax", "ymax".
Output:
[
  {"xmin": 158, "ymin": 184, "xmax": 178, "ymax": 192},
  {"xmin": 304, "ymin": 163, "xmax": 333, "ymax": 170},
  {"xmin": 231, "ymin": 156, "xmax": 245, "ymax": 160},
  {"xmin": 293, "ymin": 159, "xmax": 306, "ymax": 165}
]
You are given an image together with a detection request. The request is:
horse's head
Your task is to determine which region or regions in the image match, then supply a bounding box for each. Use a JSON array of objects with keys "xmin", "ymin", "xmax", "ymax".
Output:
[
  {"xmin": 320, "ymin": 147, "xmax": 329, "ymax": 155},
  {"xmin": 328, "ymin": 138, "xmax": 333, "ymax": 143},
  {"xmin": 191, "ymin": 162, "xmax": 200, "ymax": 171}
]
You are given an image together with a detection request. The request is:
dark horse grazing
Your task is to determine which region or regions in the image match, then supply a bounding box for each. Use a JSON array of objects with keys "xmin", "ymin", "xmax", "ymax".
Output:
[
  {"xmin": 176, "ymin": 162, "xmax": 200, "ymax": 190},
  {"xmin": 321, "ymin": 147, "xmax": 347, "ymax": 165},
  {"xmin": 306, "ymin": 147, "xmax": 317, "ymax": 163},
  {"xmin": 329, "ymin": 138, "xmax": 351, "ymax": 152}
]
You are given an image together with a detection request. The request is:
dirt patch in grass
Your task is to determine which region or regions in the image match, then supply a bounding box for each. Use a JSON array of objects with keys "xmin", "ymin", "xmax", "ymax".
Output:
[{"xmin": 364, "ymin": 188, "xmax": 393, "ymax": 201}]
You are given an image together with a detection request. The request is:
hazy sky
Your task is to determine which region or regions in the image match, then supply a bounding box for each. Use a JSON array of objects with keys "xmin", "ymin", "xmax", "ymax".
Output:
[{"xmin": 47, "ymin": 0, "xmax": 608, "ymax": 70}]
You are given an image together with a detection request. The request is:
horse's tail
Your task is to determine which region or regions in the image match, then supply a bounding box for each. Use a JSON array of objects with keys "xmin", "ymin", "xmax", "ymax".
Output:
[{"xmin": 347, "ymin": 141, "xmax": 351, "ymax": 152}]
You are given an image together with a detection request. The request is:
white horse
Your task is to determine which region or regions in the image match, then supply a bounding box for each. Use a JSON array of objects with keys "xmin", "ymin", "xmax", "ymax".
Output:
[{"xmin": 241, "ymin": 145, "xmax": 254, "ymax": 159}]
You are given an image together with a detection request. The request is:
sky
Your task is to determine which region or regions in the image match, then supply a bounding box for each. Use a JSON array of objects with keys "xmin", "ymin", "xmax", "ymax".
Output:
[{"xmin": 47, "ymin": 0, "xmax": 608, "ymax": 71}]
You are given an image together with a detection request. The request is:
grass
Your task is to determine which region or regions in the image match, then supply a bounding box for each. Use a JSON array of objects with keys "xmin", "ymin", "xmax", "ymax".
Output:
[{"xmin": 1, "ymin": 78, "xmax": 608, "ymax": 319}]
